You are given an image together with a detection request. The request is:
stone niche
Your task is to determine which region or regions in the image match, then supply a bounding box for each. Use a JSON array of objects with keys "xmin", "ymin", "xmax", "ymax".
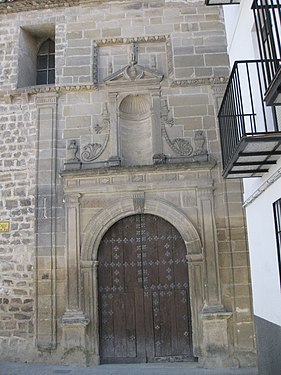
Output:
[{"xmin": 119, "ymin": 94, "xmax": 152, "ymax": 166}]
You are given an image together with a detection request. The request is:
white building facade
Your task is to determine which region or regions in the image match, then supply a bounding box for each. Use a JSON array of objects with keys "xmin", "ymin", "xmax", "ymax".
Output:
[
  {"xmin": 209, "ymin": 0, "xmax": 281, "ymax": 373},
  {"xmin": 0, "ymin": 0, "xmax": 256, "ymax": 368}
]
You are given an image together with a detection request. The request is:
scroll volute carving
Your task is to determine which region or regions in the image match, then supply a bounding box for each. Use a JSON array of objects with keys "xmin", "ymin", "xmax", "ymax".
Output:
[
  {"xmin": 161, "ymin": 99, "xmax": 207, "ymax": 158},
  {"xmin": 81, "ymin": 103, "xmax": 110, "ymax": 163}
]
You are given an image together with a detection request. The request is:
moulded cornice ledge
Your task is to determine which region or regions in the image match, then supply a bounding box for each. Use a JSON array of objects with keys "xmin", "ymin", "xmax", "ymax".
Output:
[
  {"xmin": 0, "ymin": 0, "xmax": 82, "ymax": 13},
  {"xmin": 60, "ymin": 159, "xmax": 217, "ymax": 179},
  {"xmin": 172, "ymin": 76, "xmax": 229, "ymax": 87},
  {"xmin": 0, "ymin": 84, "xmax": 98, "ymax": 103},
  {"xmin": 0, "ymin": 76, "xmax": 229, "ymax": 102},
  {"xmin": 0, "ymin": 0, "xmax": 139, "ymax": 14}
]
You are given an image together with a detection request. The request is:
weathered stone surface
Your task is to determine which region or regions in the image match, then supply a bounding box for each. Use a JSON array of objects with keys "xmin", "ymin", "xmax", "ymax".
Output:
[{"xmin": 0, "ymin": 0, "xmax": 255, "ymax": 369}]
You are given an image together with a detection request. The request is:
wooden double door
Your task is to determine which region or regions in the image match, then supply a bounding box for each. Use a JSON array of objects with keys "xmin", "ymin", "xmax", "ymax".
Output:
[{"xmin": 98, "ymin": 214, "xmax": 193, "ymax": 363}]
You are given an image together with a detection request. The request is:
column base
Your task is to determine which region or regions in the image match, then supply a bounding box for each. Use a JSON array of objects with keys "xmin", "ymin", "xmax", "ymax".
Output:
[
  {"xmin": 87, "ymin": 353, "xmax": 100, "ymax": 366},
  {"xmin": 199, "ymin": 310, "xmax": 238, "ymax": 368},
  {"xmin": 107, "ymin": 156, "xmax": 121, "ymax": 167},
  {"xmin": 64, "ymin": 160, "xmax": 81, "ymax": 170},
  {"xmin": 60, "ymin": 311, "xmax": 90, "ymax": 366}
]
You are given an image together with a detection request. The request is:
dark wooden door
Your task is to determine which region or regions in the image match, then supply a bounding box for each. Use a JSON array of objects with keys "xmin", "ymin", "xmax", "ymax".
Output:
[{"xmin": 98, "ymin": 214, "xmax": 193, "ymax": 364}]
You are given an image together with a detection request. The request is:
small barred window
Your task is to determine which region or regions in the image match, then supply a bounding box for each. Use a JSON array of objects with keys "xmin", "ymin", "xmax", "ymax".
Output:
[{"xmin": 36, "ymin": 39, "xmax": 55, "ymax": 85}]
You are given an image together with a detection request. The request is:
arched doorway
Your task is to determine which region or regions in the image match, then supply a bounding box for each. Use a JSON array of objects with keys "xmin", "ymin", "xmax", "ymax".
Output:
[{"xmin": 98, "ymin": 214, "xmax": 193, "ymax": 364}]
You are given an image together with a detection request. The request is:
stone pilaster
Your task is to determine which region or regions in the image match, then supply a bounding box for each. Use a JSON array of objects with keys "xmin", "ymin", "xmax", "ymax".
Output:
[
  {"xmin": 61, "ymin": 192, "xmax": 89, "ymax": 365},
  {"xmin": 197, "ymin": 186, "xmax": 224, "ymax": 313},
  {"xmin": 64, "ymin": 193, "xmax": 81, "ymax": 311},
  {"xmin": 108, "ymin": 92, "xmax": 119, "ymax": 162},
  {"xmin": 35, "ymin": 93, "xmax": 58, "ymax": 351},
  {"xmin": 186, "ymin": 253, "xmax": 204, "ymax": 357},
  {"xmin": 197, "ymin": 186, "xmax": 235, "ymax": 367},
  {"xmin": 151, "ymin": 93, "xmax": 163, "ymax": 156},
  {"xmin": 81, "ymin": 260, "xmax": 100, "ymax": 365}
]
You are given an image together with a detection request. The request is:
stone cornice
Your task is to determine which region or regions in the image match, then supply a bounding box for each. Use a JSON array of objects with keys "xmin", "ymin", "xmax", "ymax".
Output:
[
  {"xmin": 0, "ymin": 84, "xmax": 98, "ymax": 104},
  {"xmin": 0, "ymin": 0, "xmax": 86, "ymax": 14},
  {"xmin": 0, "ymin": 0, "xmax": 167, "ymax": 14},
  {"xmin": 60, "ymin": 158, "xmax": 216, "ymax": 179},
  {"xmin": 95, "ymin": 35, "xmax": 168, "ymax": 46},
  {"xmin": 0, "ymin": 77, "xmax": 228, "ymax": 104},
  {"xmin": 172, "ymin": 76, "xmax": 229, "ymax": 87}
]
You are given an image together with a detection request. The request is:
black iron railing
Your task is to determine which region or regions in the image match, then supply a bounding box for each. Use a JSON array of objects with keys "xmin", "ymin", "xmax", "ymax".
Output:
[
  {"xmin": 252, "ymin": 0, "xmax": 281, "ymax": 94},
  {"xmin": 218, "ymin": 60, "xmax": 279, "ymax": 170}
]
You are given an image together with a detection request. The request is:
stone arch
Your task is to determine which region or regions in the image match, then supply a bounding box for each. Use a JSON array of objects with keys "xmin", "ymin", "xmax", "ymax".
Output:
[
  {"xmin": 81, "ymin": 196, "xmax": 204, "ymax": 362},
  {"xmin": 81, "ymin": 196, "xmax": 202, "ymax": 261}
]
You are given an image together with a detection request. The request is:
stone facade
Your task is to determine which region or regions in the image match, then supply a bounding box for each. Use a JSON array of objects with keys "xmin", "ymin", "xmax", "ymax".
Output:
[{"xmin": 0, "ymin": 0, "xmax": 256, "ymax": 368}]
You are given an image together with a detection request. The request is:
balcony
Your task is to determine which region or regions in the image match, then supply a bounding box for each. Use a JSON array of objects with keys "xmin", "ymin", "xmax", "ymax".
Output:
[
  {"xmin": 218, "ymin": 60, "xmax": 281, "ymax": 178},
  {"xmin": 252, "ymin": 0, "xmax": 281, "ymax": 105}
]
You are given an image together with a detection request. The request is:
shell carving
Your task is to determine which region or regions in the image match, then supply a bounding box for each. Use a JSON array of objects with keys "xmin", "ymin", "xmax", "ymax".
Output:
[{"xmin": 81, "ymin": 143, "xmax": 103, "ymax": 162}]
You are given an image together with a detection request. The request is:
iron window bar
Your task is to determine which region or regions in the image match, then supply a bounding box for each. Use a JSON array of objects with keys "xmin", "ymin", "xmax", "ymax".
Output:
[
  {"xmin": 36, "ymin": 39, "xmax": 55, "ymax": 85},
  {"xmin": 252, "ymin": 0, "xmax": 281, "ymax": 97}
]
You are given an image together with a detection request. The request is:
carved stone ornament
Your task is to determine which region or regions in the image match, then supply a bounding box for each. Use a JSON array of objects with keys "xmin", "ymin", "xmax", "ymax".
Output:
[
  {"xmin": 104, "ymin": 63, "xmax": 163, "ymax": 85},
  {"xmin": 153, "ymin": 153, "xmax": 167, "ymax": 165},
  {"xmin": 103, "ymin": 42, "xmax": 163, "ymax": 86},
  {"xmin": 166, "ymin": 35, "xmax": 174, "ymax": 78},
  {"xmin": 151, "ymin": 55, "xmax": 157, "ymax": 69},
  {"xmin": 81, "ymin": 103, "xmax": 110, "ymax": 163},
  {"xmin": 133, "ymin": 192, "xmax": 145, "ymax": 214},
  {"xmin": 101, "ymin": 103, "xmax": 110, "ymax": 129},
  {"xmin": 108, "ymin": 62, "xmax": 113, "ymax": 75},
  {"xmin": 161, "ymin": 99, "xmax": 174, "ymax": 127},
  {"xmin": 81, "ymin": 143, "xmax": 103, "ymax": 162},
  {"xmin": 194, "ymin": 130, "xmax": 207, "ymax": 155},
  {"xmin": 171, "ymin": 138, "xmax": 193, "ymax": 156},
  {"xmin": 64, "ymin": 140, "xmax": 81, "ymax": 170},
  {"xmin": 95, "ymin": 35, "xmax": 167, "ymax": 47},
  {"xmin": 67, "ymin": 140, "xmax": 80, "ymax": 162},
  {"xmin": 94, "ymin": 123, "xmax": 103, "ymax": 134},
  {"xmin": 93, "ymin": 42, "xmax": 99, "ymax": 86},
  {"xmin": 161, "ymin": 100, "xmax": 193, "ymax": 157}
]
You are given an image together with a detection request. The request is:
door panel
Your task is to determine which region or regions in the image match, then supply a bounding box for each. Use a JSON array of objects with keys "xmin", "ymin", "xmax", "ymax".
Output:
[{"xmin": 98, "ymin": 214, "xmax": 193, "ymax": 363}]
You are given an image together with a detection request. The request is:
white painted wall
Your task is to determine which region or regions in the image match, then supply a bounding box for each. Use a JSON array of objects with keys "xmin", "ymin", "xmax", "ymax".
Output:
[
  {"xmin": 223, "ymin": 0, "xmax": 256, "ymax": 63},
  {"xmin": 245, "ymin": 177, "xmax": 281, "ymax": 325},
  {"xmin": 223, "ymin": 0, "xmax": 281, "ymax": 326}
]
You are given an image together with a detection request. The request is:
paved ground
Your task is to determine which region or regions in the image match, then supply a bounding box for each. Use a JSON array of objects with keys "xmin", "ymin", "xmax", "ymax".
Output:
[{"xmin": 0, "ymin": 362, "xmax": 258, "ymax": 375}]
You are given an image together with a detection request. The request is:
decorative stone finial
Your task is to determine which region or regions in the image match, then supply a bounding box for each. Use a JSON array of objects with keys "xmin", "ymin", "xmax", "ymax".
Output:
[
  {"xmin": 130, "ymin": 42, "xmax": 138, "ymax": 65},
  {"xmin": 67, "ymin": 140, "xmax": 80, "ymax": 162}
]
